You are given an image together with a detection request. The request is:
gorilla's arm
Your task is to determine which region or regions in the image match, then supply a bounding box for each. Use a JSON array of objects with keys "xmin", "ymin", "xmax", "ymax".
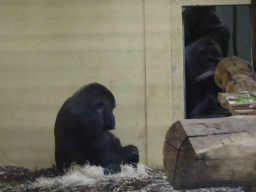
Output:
[{"xmin": 90, "ymin": 132, "xmax": 139, "ymax": 168}]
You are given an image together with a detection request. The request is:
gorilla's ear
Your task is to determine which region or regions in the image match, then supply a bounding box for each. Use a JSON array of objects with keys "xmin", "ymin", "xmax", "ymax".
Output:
[{"xmin": 95, "ymin": 101, "xmax": 104, "ymax": 109}]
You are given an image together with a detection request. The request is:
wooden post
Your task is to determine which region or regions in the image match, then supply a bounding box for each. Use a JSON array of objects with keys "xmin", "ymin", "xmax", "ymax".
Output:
[{"xmin": 163, "ymin": 116, "xmax": 256, "ymax": 190}]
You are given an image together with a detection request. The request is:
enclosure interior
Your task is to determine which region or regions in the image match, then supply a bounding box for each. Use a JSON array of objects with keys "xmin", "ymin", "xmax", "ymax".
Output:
[{"xmin": 0, "ymin": 0, "xmax": 251, "ymax": 170}]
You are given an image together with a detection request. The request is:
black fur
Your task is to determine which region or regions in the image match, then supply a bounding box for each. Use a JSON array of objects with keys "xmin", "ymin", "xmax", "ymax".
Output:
[
  {"xmin": 54, "ymin": 83, "xmax": 139, "ymax": 173},
  {"xmin": 185, "ymin": 37, "xmax": 228, "ymax": 119},
  {"xmin": 183, "ymin": 6, "xmax": 230, "ymax": 57}
]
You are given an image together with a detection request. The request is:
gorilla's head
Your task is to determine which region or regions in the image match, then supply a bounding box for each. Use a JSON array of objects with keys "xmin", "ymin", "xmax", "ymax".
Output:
[{"xmin": 72, "ymin": 83, "xmax": 116, "ymax": 131}]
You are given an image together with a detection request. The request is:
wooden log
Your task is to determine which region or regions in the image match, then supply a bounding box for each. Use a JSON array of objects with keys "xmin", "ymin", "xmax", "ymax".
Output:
[
  {"xmin": 234, "ymin": 109, "xmax": 256, "ymax": 115},
  {"xmin": 226, "ymin": 79, "xmax": 256, "ymax": 93},
  {"xmin": 163, "ymin": 116, "xmax": 256, "ymax": 190},
  {"xmin": 217, "ymin": 92, "xmax": 239, "ymax": 106},
  {"xmin": 214, "ymin": 56, "xmax": 256, "ymax": 92}
]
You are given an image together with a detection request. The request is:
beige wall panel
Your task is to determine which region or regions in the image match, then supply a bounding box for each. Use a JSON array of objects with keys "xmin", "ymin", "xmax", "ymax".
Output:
[
  {"xmin": 0, "ymin": 35, "xmax": 143, "ymax": 52},
  {"xmin": 0, "ymin": 0, "xmax": 143, "ymax": 35},
  {"xmin": 170, "ymin": 1, "xmax": 184, "ymax": 122},
  {"xmin": 145, "ymin": 0, "xmax": 172, "ymax": 168},
  {"xmin": 0, "ymin": 106, "xmax": 57, "ymax": 128},
  {"xmin": 0, "ymin": 51, "xmax": 143, "ymax": 70},
  {"xmin": 1, "ymin": 128, "xmax": 55, "ymax": 168},
  {"xmin": 0, "ymin": 0, "xmax": 146, "ymax": 169}
]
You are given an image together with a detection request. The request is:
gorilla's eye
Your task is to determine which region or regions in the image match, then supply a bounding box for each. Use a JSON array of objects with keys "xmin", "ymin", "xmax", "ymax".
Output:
[{"xmin": 95, "ymin": 101, "xmax": 104, "ymax": 109}]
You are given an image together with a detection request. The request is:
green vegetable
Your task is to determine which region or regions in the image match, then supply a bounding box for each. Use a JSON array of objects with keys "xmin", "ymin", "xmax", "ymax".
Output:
[
  {"xmin": 250, "ymin": 93, "xmax": 256, "ymax": 99},
  {"xmin": 3, "ymin": 183, "xmax": 12, "ymax": 189},
  {"xmin": 235, "ymin": 96, "xmax": 249, "ymax": 103}
]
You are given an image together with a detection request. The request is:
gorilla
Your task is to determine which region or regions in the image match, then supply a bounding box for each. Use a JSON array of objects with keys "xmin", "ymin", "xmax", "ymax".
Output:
[
  {"xmin": 183, "ymin": 6, "xmax": 230, "ymax": 57},
  {"xmin": 54, "ymin": 83, "xmax": 139, "ymax": 173},
  {"xmin": 185, "ymin": 37, "xmax": 230, "ymax": 119}
]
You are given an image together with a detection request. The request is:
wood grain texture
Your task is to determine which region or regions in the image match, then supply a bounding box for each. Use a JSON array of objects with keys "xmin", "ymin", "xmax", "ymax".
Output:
[
  {"xmin": 217, "ymin": 93, "xmax": 239, "ymax": 106},
  {"xmin": 214, "ymin": 56, "xmax": 256, "ymax": 92},
  {"xmin": 164, "ymin": 116, "xmax": 256, "ymax": 190},
  {"xmin": 217, "ymin": 93, "xmax": 256, "ymax": 116}
]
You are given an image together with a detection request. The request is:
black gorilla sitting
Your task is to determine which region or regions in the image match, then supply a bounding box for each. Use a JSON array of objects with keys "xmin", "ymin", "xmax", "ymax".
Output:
[
  {"xmin": 185, "ymin": 37, "xmax": 230, "ymax": 119},
  {"xmin": 183, "ymin": 6, "xmax": 230, "ymax": 57},
  {"xmin": 54, "ymin": 83, "xmax": 139, "ymax": 173}
]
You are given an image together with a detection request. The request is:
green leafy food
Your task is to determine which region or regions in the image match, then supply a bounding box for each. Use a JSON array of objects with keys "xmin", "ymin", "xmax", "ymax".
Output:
[
  {"xmin": 3, "ymin": 183, "xmax": 12, "ymax": 189},
  {"xmin": 250, "ymin": 93, "xmax": 256, "ymax": 99},
  {"xmin": 235, "ymin": 97, "xmax": 249, "ymax": 103}
]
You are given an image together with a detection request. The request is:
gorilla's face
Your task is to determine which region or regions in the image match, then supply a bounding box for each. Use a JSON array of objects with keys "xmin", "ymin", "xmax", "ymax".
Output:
[
  {"xmin": 102, "ymin": 108, "xmax": 115, "ymax": 131},
  {"xmin": 96, "ymin": 101, "xmax": 116, "ymax": 131}
]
